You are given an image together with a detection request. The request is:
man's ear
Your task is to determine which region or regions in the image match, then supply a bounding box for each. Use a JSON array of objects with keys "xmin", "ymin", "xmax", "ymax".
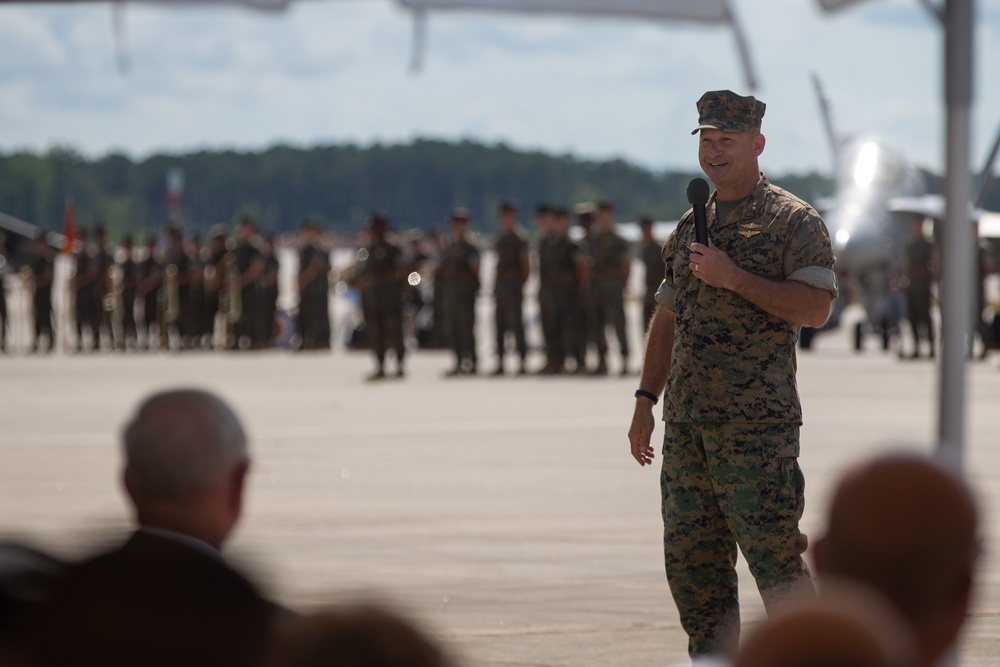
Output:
[
  {"xmin": 122, "ymin": 469, "xmax": 138, "ymax": 505},
  {"xmin": 227, "ymin": 460, "xmax": 250, "ymax": 516},
  {"xmin": 754, "ymin": 133, "xmax": 766, "ymax": 157}
]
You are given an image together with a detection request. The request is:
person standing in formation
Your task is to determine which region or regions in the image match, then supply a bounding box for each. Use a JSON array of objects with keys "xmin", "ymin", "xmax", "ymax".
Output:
[
  {"xmin": 590, "ymin": 200, "xmax": 631, "ymax": 376},
  {"xmin": 203, "ymin": 227, "xmax": 229, "ymax": 349},
  {"xmin": 899, "ymin": 215, "xmax": 937, "ymax": 359},
  {"xmin": 574, "ymin": 203, "xmax": 599, "ymax": 373},
  {"xmin": 73, "ymin": 228, "xmax": 98, "ymax": 352},
  {"xmin": 161, "ymin": 227, "xmax": 195, "ymax": 351},
  {"xmin": 260, "ymin": 234, "xmax": 280, "ymax": 348},
  {"xmin": 232, "ymin": 217, "xmax": 267, "ymax": 350},
  {"xmin": 185, "ymin": 234, "xmax": 207, "ymax": 349},
  {"xmin": 297, "ymin": 219, "xmax": 331, "ymax": 351},
  {"xmin": 27, "ymin": 234, "xmax": 56, "ymax": 353},
  {"xmin": 491, "ymin": 200, "xmax": 529, "ymax": 376},
  {"xmin": 439, "ymin": 208, "xmax": 480, "ymax": 376},
  {"xmin": 136, "ymin": 235, "xmax": 162, "ymax": 351},
  {"xmin": 93, "ymin": 226, "xmax": 115, "ymax": 350},
  {"xmin": 117, "ymin": 234, "xmax": 139, "ymax": 351},
  {"xmin": 357, "ymin": 212, "xmax": 406, "ymax": 380},
  {"xmin": 628, "ymin": 89, "xmax": 838, "ymax": 658},
  {"xmin": 537, "ymin": 206, "xmax": 587, "ymax": 374}
]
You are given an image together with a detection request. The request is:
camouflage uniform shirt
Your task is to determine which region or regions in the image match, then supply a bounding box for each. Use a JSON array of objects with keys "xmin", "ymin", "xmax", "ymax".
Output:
[
  {"xmin": 439, "ymin": 236, "xmax": 480, "ymax": 291},
  {"xmin": 493, "ymin": 230, "xmax": 528, "ymax": 293},
  {"xmin": 656, "ymin": 173, "xmax": 838, "ymax": 424},
  {"xmin": 359, "ymin": 238, "xmax": 404, "ymax": 301},
  {"xmin": 591, "ymin": 229, "xmax": 628, "ymax": 284}
]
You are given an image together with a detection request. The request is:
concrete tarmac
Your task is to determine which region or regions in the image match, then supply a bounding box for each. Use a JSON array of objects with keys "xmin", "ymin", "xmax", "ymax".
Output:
[{"xmin": 2, "ymin": 316, "xmax": 1000, "ymax": 666}]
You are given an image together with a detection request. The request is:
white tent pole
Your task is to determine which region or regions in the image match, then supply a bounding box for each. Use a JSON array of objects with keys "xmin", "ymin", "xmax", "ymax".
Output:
[{"xmin": 936, "ymin": 0, "xmax": 973, "ymax": 470}]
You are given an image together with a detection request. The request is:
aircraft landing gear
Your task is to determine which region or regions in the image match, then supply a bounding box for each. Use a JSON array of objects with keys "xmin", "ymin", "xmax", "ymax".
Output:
[{"xmin": 854, "ymin": 316, "xmax": 895, "ymax": 353}]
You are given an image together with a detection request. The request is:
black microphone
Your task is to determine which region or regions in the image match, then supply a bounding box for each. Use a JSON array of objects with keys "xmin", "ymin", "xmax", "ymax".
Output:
[{"xmin": 686, "ymin": 177, "xmax": 710, "ymax": 246}]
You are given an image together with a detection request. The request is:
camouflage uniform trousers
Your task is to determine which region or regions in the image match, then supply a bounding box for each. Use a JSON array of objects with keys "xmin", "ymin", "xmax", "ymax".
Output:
[
  {"xmin": 75, "ymin": 291, "xmax": 101, "ymax": 347},
  {"xmin": 364, "ymin": 284, "xmax": 405, "ymax": 362},
  {"xmin": 34, "ymin": 289, "xmax": 54, "ymax": 346},
  {"xmin": 442, "ymin": 285, "xmax": 477, "ymax": 366},
  {"xmin": 660, "ymin": 421, "xmax": 813, "ymax": 658},
  {"xmin": 539, "ymin": 283, "xmax": 584, "ymax": 367},
  {"xmin": 905, "ymin": 281, "xmax": 934, "ymax": 348},
  {"xmin": 494, "ymin": 284, "xmax": 526, "ymax": 360},
  {"xmin": 592, "ymin": 277, "xmax": 628, "ymax": 358}
]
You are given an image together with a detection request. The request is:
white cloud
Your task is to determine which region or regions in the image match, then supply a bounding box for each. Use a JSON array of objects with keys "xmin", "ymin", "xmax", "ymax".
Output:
[{"xmin": 0, "ymin": 0, "xmax": 999, "ymax": 177}]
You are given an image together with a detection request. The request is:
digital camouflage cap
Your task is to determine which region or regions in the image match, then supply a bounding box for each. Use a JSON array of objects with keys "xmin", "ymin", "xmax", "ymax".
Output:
[{"xmin": 691, "ymin": 90, "xmax": 766, "ymax": 135}]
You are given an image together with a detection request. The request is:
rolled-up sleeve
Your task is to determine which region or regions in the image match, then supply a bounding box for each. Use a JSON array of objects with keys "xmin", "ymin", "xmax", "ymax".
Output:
[
  {"xmin": 787, "ymin": 266, "xmax": 839, "ymax": 299},
  {"xmin": 654, "ymin": 279, "xmax": 677, "ymax": 311}
]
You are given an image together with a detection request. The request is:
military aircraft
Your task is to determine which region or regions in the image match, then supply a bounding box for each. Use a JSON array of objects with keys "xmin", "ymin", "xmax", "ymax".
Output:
[
  {"xmin": 798, "ymin": 73, "xmax": 1000, "ymax": 353},
  {"xmin": 807, "ymin": 137, "xmax": 1000, "ymax": 352},
  {"xmin": 806, "ymin": 135, "xmax": 927, "ymax": 351}
]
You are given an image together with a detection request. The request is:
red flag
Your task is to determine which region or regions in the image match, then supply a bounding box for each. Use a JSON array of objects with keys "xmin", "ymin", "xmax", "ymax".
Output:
[{"xmin": 63, "ymin": 199, "xmax": 76, "ymax": 254}]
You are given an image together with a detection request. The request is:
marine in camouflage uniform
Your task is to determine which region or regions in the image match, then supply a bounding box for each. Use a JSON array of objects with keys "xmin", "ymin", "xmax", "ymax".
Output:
[
  {"xmin": 439, "ymin": 208, "xmax": 481, "ymax": 376},
  {"xmin": 164, "ymin": 226, "xmax": 197, "ymax": 351},
  {"xmin": 900, "ymin": 216, "xmax": 937, "ymax": 359},
  {"xmin": 639, "ymin": 216, "xmax": 664, "ymax": 332},
  {"xmin": 590, "ymin": 200, "xmax": 631, "ymax": 376},
  {"xmin": 260, "ymin": 234, "xmax": 280, "ymax": 348},
  {"xmin": 537, "ymin": 206, "xmax": 587, "ymax": 374},
  {"xmin": 574, "ymin": 204, "xmax": 597, "ymax": 374},
  {"xmin": 491, "ymin": 200, "xmax": 529, "ymax": 376},
  {"xmin": 203, "ymin": 227, "xmax": 229, "ymax": 349},
  {"xmin": 72, "ymin": 228, "xmax": 100, "ymax": 352},
  {"xmin": 117, "ymin": 235, "xmax": 139, "ymax": 350},
  {"xmin": 231, "ymin": 217, "xmax": 267, "ymax": 350},
  {"xmin": 627, "ymin": 90, "xmax": 838, "ymax": 658},
  {"xmin": 358, "ymin": 212, "xmax": 406, "ymax": 379},
  {"xmin": 27, "ymin": 235, "xmax": 56, "ymax": 353},
  {"xmin": 182, "ymin": 234, "xmax": 206, "ymax": 349},
  {"xmin": 532, "ymin": 204, "xmax": 555, "ymax": 370},
  {"xmin": 136, "ymin": 236, "xmax": 162, "ymax": 351},
  {"xmin": 93, "ymin": 226, "xmax": 115, "ymax": 350},
  {"xmin": 297, "ymin": 219, "xmax": 332, "ymax": 350}
]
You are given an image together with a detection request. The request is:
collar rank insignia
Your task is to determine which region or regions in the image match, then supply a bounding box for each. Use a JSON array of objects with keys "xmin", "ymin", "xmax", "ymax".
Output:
[{"xmin": 738, "ymin": 222, "xmax": 762, "ymax": 239}]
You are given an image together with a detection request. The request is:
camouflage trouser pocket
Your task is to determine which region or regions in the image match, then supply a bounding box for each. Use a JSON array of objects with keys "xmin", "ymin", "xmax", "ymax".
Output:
[{"xmin": 660, "ymin": 422, "xmax": 810, "ymax": 594}]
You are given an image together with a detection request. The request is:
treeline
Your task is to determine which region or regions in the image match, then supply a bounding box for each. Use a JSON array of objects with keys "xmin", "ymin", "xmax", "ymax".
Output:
[{"xmin": 0, "ymin": 139, "xmax": 840, "ymax": 239}]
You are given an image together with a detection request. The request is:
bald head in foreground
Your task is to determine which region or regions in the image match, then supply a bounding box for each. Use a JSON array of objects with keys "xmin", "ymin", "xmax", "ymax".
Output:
[
  {"xmin": 813, "ymin": 452, "xmax": 980, "ymax": 667},
  {"xmin": 735, "ymin": 584, "xmax": 918, "ymax": 667},
  {"xmin": 15, "ymin": 389, "xmax": 276, "ymax": 667},
  {"xmin": 122, "ymin": 388, "xmax": 251, "ymax": 549}
]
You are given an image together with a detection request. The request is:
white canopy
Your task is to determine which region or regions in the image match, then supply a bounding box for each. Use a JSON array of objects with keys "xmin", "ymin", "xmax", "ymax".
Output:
[
  {"xmin": 397, "ymin": 0, "xmax": 756, "ymax": 89},
  {"xmin": 397, "ymin": 0, "xmax": 731, "ymax": 22}
]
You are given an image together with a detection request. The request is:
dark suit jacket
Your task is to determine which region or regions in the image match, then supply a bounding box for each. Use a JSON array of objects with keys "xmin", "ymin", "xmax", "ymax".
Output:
[{"xmin": 16, "ymin": 530, "xmax": 277, "ymax": 667}]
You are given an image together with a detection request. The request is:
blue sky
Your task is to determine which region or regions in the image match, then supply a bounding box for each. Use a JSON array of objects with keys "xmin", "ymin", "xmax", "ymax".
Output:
[{"xmin": 1, "ymin": 0, "xmax": 999, "ymax": 176}]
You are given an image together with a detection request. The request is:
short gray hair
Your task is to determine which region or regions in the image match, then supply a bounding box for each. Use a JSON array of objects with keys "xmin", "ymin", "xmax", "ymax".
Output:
[{"xmin": 123, "ymin": 389, "xmax": 249, "ymax": 500}]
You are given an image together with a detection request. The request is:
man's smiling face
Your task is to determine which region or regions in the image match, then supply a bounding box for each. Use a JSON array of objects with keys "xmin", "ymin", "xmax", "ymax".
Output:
[{"xmin": 698, "ymin": 128, "xmax": 765, "ymax": 200}]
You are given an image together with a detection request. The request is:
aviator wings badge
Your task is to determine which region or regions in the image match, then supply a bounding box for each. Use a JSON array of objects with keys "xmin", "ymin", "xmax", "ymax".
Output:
[{"xmin": 738, "ymin": 222, "xmax": 762, "ymax": 239}]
